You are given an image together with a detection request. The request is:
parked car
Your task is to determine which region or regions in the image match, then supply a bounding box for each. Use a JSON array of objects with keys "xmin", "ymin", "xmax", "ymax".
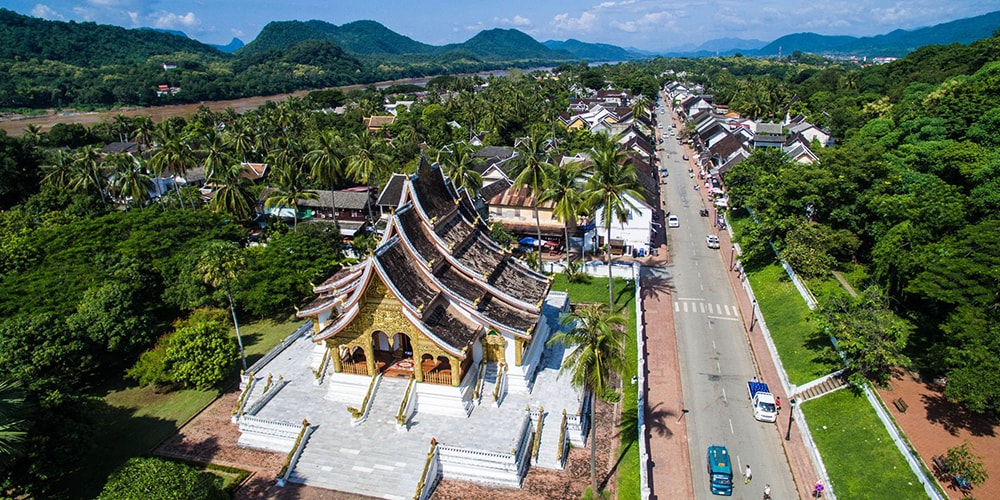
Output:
[
  {"xmin": 668, "ymin": 215, "xmax": 680, "ymax": 228},
  {"xmin": 706, "ymin": 234, "xmax": 720, "ymax": 249}
]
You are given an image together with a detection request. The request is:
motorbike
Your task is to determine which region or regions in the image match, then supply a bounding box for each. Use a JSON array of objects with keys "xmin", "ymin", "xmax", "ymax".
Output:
[{"xmin": 699, "ymin": 209, "xmax": 710, "ymax": 217}]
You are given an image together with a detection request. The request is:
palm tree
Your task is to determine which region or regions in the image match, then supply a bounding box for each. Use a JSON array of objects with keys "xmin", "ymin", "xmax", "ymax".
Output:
[
  {"xmin": 0, "ymin": 379, "xmax": 28, "ymax": 461},
  {"xmin": 208, "ymin": 162, "xmax": 257, "ymax": 223},
  {"xmin": 511, "ymin": 135, "xmax": 554, "ymax": 269},
  {"xmin": 538, "ymin": 161, "xmax": 588, "ymax": 259},
  {"xmin": 305, "ymin": 130, "xmax": 347, "ymax": 226},
  {"xmin": 583, "ymin": 133, "xmax": 645, "ymax": 307},
  {"xmin": 131, "ymin": 115, "xmax": 156, "ymax": 153},
  {"xmin": 71, "ymin": 144, "xmax": 108, "ymax": 203},
  {"xmin": 149, "ymin": 136, "xmax": 196, "ymax": 209},
  {"xmin": 40, "ymin": 149, "xmax": 76, "ymax": 189},
  {"xmin": 264, "ymin": 163, "xmax": 317, "ymax": 230},
  {"xmin": 547, "ymin": 303, "xmax": 629, "ymax": 494},
  {"xmin": 438, "ymin": 141, "xmax": 483, "ymax": 195},
  {"xmin": 108, "ymin": 153, "xmax": 152, "ymax": 209},
  {"xmin": 346, "ymin": 130, "xmax": 391, "ymax": 223},
  {"xmin": 196, "ymin": 241, "xmax": 248, "ymax": 371}
]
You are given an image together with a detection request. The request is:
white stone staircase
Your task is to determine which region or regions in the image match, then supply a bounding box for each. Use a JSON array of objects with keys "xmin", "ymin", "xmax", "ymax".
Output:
[
  {"xmin": 288, "ymin": 376, "xmax": 426, "ymax": 499},
  {"xmin": 532, "ymin": 407, "xmax": 567, "ymax": 470}
]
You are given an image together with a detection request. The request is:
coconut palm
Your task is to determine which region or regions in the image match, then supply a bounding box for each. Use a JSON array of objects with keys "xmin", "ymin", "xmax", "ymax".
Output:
[
  {"xmin": 510, "ymin": 135, "xmax": 553, "ymax": 269},
  {"xmin": 583, "ymin": 133, "xmax": 644, "ymax": 307},
  {"xmin": 264, "ymin": 163, "xmax": 317, "ymax": 230},
  {"xmin": 149, "ymin": 135, "xmax": 196, "ymax": 209},
  {"xmin": 346, "ymin": 130, "xmax": 391, "ymax": 223},
  {"xmin": 71, "ymin": 144, "xmax": 108, "ymax": 203},
  {"xmin": 208, "ymin": 162, "xmax": 257, "ymax": 223},
  {"xmin": 547, "ymin": 303, "xmax": 629, "ymax": 494},
  {"xmin": 0, "ymin": 379, "xmax": 29, "ymax": 460},
  {"xmin": 40, "ymin": 149, "xmax": 77, "ymax": 189},
  {"xmin": 538, "ymin": 161, "xmax": 588, "ymax": 259},
  {"xmin": 108, "ymin": 153, "xmax": 152, "ymax": 208},
  {"xmin": 438, "ymin": 141, "xmax": 482, "ymax": 195},
  {"xmin": 305, "ymin": 130, "xmax": 347, "ymax": 226},
  {"xmin": 196, "ymin": 241, "xmax": 248, "ymax": 371}
]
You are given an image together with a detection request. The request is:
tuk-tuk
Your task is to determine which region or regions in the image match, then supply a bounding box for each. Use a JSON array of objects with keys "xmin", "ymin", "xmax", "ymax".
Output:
[{"xmin": 707, "ymin": 445, "xmax": 734, "ymax": 496}]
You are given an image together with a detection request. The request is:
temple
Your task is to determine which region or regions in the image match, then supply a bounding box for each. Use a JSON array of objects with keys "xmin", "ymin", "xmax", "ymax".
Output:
[{"xmin": 234, "ymin": 159, "xmax": 590, "ymax": 498}]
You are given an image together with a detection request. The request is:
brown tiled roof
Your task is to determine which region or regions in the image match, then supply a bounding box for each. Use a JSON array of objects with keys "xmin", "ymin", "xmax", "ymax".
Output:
[
  {"xmin": 433, "ymin": 210, "xmax": 474, "ymax": 250},
  {"xmin": 411, "ymin": 160, "xmax": 456, "ymax": 221},
  {"xmin": 419, "ymin": 303, "xmax": 482, "ymax": 354},
  {"xmin": 477, "ymin": 294, "xmax": 538, "ymax": 332},
  {"xmin": 375, "ymin": 238, "xmax": 437, "ymax": 311},
  {"xmin": 489, "ymin": 259, "xmax": 549, "ymax": 306},
  {"xmin": 396, "ymin": 205, "xmax": 440, "ymax": 263}
]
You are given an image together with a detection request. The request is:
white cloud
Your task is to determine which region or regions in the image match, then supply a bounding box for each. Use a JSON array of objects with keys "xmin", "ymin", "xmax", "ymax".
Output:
[
  {"xmin": 30, "ymin": 4, "xmax": 65, "ymax": 20},
  {"xmin": 495, "ymin": 15, "xmax": 532, "ymax": 27},
  {"xmin": 151, "ymin": 11, "xmax": 200, "ymax": 30},
  {"xmin": 610, "ymin": 11, "xmax": 671, "ymax": 33},
  {"xmin": 550, "ymin": 11, "xmax": 598, "ymax": 32}
]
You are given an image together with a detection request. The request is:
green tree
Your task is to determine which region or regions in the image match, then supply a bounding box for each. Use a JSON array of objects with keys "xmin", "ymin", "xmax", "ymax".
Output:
[
  {"xmin": 164, "ymin": 319, "xmax": 237, "ymax": 390},
  {"xmin": 438, "ymin": 141, "xmax": 482, "ymax": 195},
  {"xmin": 547, "ymin": 303, "xmax": 629, "ymax": 494},
  {"xmin": 819, "ymin": 286, "xmax": 912, "ymax": 387},
  {"xmin": 196, "ymin": 241, "xmax": 248, "ymax": 370},
  {"xmin": 305, "ymin": 130, "xmax": 348, "ymax": 226},
  {"xmin": 583, "ymin": 133, "xmax": 644, "ymax": 307},
  {"xmin": 97, "ymin": 457, "xmax": 226, "ymax": 500},
  {"xmin": 539, "ymin": 160, "xmax": 587, "ymax": 259},
  {"xmin": 149, "ymin": 136, "xmax": 196, "ymax": 209},
  {"xmin": 107, "ymin": 153, "xmax": 152, "ymax": 209},
  {"xmin": 264, "ymin": 166, "xmax": 317, "ymax": 230},
  {"xmin": 207, "ymin": 162, "xmax": 257, "ymax": 223},
  {"xmin": 944, "ymin": 441, "xmax": 988, "ymax": 491},
  {"xmin": 511, "ymin": 135, "xmax": 554, "ymax": 270},
  {"xmin": 0, "ymin": 379, "xmax": 29, "ymax": 460}
]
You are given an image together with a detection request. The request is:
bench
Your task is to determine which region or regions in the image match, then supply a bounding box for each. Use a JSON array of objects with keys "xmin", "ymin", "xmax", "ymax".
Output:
[
  {"xmin": 932, "ymin": 455, "xmax": 948, "ymax": 475},
  {"xmin": 893, "ymin": 397, "xmax": 909, "ymax": 413}
]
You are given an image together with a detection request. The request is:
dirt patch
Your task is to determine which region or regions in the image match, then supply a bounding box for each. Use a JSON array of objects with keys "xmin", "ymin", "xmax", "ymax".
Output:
[{"xmin": 877, "ymin": 372, "xmax": 999, "ymax": 499}]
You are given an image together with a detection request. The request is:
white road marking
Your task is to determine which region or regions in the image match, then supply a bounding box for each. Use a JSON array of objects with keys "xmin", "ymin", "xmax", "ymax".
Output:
[
  {"xmin": 729, "ymin": 419, "xmax": 735, "ymax": 434},
  {"xmin": 722, "ymin": 387, "xmax": 728, "ymax": 403},
  {"xmin": 708, "ymin": 315, "xmax": 740, "ymax": 321}
]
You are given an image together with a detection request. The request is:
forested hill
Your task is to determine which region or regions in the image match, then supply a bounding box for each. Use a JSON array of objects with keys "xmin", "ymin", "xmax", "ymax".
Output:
[
  {"xmin": 440, "ymin": 28, "xmax": 574, "ymax": 60},
  {"xmin": 240, "ymin": 21, "xmax": 575, "ymax": 62},
  {"xmin": 236, "ymin": 19, "xmax": 436, "ymax": 58},
  {"xmin": 757, "ymin": 9, "xmax": 1000, "ymax": 57},
  {"xmin": 0, "ymin": 8, "xmax": 222, "ymax": 66},
  {"xmin": 543, "ymin": 38, "xmax": 644, "ymax": 62}
]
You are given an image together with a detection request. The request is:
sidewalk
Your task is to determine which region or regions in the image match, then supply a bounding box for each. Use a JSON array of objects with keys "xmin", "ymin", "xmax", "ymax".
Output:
[
  {"xmin": 641, "ymin": 265, "xmax": 693, "ymax": 500},
  {"xmin": 686, "ymin": 145, "xmax": 820, "ymax": 499}
]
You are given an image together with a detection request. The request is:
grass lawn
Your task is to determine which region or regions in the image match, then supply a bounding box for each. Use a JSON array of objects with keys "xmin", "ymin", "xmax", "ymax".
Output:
[
  {"xmin": 747, "ymin": 263, "xmax": 839, "ymax": 386},
  {"xmin": 551, "ymin": 274, "xmax": 640, "ymax": 497},
  {"xmin": 801, "ymin": 389, "xmax": 927, "ymax": 499},
  {"xmin": 71, "ymin": 318, "xmax": 303, "ymax": 498}
]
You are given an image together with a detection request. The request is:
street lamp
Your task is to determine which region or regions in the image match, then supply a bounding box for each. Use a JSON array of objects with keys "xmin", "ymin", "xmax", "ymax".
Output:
[
  {"xmin": 785, "ymin": 398, "xmax": 797, "ymax": 440},
  {"xmin": 729, "ymin": 245, "xmax": 736, "ymax": 270},
  {"xmin": 749, "ymin": 300, "xmax": 758, "ymax": 332}
]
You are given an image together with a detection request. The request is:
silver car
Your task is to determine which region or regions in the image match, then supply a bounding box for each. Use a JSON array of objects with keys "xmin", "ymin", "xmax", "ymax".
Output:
[{"xmin": 706, "ymin": 234, "xmax": 720, "ymax": 249}]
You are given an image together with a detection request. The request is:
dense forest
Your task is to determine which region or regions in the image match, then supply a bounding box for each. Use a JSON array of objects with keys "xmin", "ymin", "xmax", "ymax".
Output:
[
  {"xmin": 0, "ymin": 21, "xmax": 998, "ymax": 495},
  {"xmin": 0, "ymin": 9, "xmax": 577, "ymax": 111}
]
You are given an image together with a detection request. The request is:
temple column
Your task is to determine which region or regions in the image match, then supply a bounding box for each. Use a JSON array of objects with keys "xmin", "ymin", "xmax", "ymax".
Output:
[
  {"xmin": 413, "ymin": 343, "xmax": 425, "ymax": 383},
  {"xmin": 363, "ymin": 335, "xmax": 376, "ymax": 376},
  {"xmin": 311, "ymin": 317, "xmax": 321, "ymax": 335},
  {"xmin": 514, "ymin": 338, "xmax": 524, "ymax": 367},
  {"xmin": 330, "ymin": 342, "xmax": 342, "ymax": 373},
  {"xmin": 450, "ymin": 355, "xmax": 462, "ymax": 387}
]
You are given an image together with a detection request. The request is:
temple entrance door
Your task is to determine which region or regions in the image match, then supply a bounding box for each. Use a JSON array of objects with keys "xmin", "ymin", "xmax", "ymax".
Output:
[
  {"xmin": 372, "ymin": 331, "xmax": 392, "ymax": 372},
  {"xmin": 482, "ymin": 331, "xmax": 507, "ymax": 364}
]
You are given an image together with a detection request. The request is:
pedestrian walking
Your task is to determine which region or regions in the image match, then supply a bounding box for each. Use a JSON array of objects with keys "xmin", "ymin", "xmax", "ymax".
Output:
[
  {"xmin": 763, "ymin": 483, "xmax": 771, "ymax": 499},
  {"xmin": 744, "ymin": 465, "xmax": 753, "ymax": 484}
]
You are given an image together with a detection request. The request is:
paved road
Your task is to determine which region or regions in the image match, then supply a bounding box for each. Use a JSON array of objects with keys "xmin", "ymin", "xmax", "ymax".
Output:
[{"xmin": 652, "ymin": 101, "xmax": 797, "ymax": 499}]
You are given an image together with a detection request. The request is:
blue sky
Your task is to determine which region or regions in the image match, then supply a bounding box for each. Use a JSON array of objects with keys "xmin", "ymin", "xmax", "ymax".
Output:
[{"xmin": 5, "ymin": 1, "xmax": 998, "ymax": 50}]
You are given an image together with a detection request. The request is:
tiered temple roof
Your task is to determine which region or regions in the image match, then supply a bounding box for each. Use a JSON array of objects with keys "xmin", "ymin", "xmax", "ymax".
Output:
[{"xmin": 299, "ymin": 159, "xmax": 551, "ymax": 358}]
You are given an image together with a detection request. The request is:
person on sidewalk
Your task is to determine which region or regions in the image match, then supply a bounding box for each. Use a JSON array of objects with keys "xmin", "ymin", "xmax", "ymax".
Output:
[
  {"xmin": 763, "ymin": 484, "xmax": 771, "ymax": 499},
  {"xmin": 744, "ymin": 465, "xmax": 753, "ymax": 484}
]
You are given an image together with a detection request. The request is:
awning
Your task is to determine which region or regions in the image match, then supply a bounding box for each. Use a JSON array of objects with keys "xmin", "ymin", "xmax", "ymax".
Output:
[{"xmin": 519, "ymin": 237, "xmax": 540, "ymax": 247}]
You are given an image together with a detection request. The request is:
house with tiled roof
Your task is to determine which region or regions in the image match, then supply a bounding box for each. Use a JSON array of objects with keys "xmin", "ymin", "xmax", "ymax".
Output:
[{"xmin": 363, "ymin": 115, "xmax": 396, "ymax": 132}]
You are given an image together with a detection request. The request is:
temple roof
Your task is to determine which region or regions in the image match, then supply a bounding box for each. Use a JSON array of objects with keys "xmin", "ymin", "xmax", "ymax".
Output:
[{"xmin": 302, "ymin": 158, "xmax": 552, "ymax": 358}]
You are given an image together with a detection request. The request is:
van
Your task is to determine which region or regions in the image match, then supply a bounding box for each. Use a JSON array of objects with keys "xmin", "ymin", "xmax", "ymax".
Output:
[{"xmin": 707, "ymin": 445, "xmax": 733, "ymax": 496}]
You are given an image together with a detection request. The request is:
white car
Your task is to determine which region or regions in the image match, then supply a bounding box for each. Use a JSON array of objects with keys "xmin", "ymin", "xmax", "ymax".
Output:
[
  {"xmin": 668, "ymin": 215, "xmax": 680, "ymax": 228},
  {"xmin": 706, "ymin": 234, "xmax": 720, "ymax": 249}
]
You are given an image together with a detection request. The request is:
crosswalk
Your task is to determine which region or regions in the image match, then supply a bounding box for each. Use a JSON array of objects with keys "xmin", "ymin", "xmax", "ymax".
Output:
[{"xmin": 674, "ymin": 299, "xmax": 740, "ymax": 319}]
